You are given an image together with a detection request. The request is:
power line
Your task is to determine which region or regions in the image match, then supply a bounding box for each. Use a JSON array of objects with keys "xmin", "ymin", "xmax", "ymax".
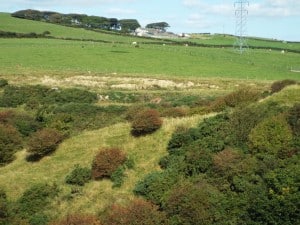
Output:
[{"xmin": 234, "ymin": 0, "xmax": 249, "ymax": 53}]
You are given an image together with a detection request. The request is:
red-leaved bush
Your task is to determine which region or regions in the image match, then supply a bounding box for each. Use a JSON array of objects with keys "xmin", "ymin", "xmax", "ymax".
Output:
[
  {"xmin": 91, "ymin": 148, "xmax": 127, "ymax": 180},
  {"xmin": 131, "ymin": 108, "xmax": 163, "ymax": 136}
]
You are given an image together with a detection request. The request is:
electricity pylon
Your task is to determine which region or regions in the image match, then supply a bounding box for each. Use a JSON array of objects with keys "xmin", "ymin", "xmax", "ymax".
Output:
[{"xmin": 234, "ymin": 0, "xmax": 249, "ymax": 53}]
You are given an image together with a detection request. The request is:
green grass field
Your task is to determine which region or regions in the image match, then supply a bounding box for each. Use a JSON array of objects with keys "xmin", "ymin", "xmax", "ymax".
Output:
[{"xmin": 0, "ymin": 38, "xmax": 299, "ymax": 81}]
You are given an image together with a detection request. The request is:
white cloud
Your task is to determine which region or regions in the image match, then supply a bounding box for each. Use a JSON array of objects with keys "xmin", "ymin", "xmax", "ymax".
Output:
[
  {"xmin": 182, "ymin": 0, "xmax": 300, "ymax": 17},
  {"xmin": 249, "ymin": 0, "xmax": 300, "ymax": 17}
]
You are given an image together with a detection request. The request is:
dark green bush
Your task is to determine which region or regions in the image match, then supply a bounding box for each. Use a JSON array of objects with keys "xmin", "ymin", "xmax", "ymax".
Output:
[
  {"xmin": 13, "ymin": 113, "xmax": 42, "ymax": 137},
  {"xmin": 0, "ymin": 85, "xmax": 97, "ymax": 107},
  {"xmin": 65, "ymin": 164, "xmax": 91, "ymax": 186},
  {"xmin": 271, "ymin": 79, "xmax": 297, "ymax": 93},
  {"xmin": 183, "ymin": 147, "xmax": 213, "ymax": 175},
  {"xmin": 163, "ymin": 180, "xmax": 223, "ymax": 225},
  {"xmin": 52, "ymin": 103, "xmax": 127, "ymax": 131},
  {"xmin": 0, "ymin": 79, "xmax": 8, "ymax": 88},
  {"xmin": 131, "ymin": 108, "xmax": 163, "ymax": 137},
  {"xmin": 17, "ymin": 183, "xmax": 58, "ymax": 218},
  {"xmin": 111, "ymin": 166, "xmax": 125, "ymax": 188},
  {"xmin": 91, "ymin": 148, "xmax": 127, "ymax": 180},
  {"xmin": 47, "ymin": 88, "xmax": 97, "ymax": 104},
  {"xmin": 28, "ymin": 214, "xmax": 49, "ymax": 225},
  {"xmin": 124, "ymin": 156, "xmax": 135, "ymax": 169},
  {"xmin": 134, "ymin": 171, "xmax": 178, "ymax": 205},
  {"xmin": 0, "ymin": 124, "xmax": 22, "ymax": 166},
  {"xmin": 27, "ymin": 128, "xmax": 64, "ymax": 160},
  {"xmin": 0, "ymin": 85, "xmax": 49, "ymax": 107},
  {"xmin": 167, "ymin": 126, "xmax": 198, "ymax": 155}
]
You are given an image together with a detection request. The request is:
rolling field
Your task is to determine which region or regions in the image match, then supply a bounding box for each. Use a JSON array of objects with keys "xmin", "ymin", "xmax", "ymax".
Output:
[
  {"xmin": 1, "ymin": 12, "xmax": 300, "ymax": 81},
  {"xmin": 0, "ymin": 38, "xmax": 300, "ymax": 81}
]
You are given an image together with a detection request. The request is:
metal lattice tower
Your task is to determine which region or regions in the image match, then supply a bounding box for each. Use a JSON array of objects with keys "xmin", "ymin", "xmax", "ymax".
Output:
[{"xmin": 234, "ymin": 0, "xmax": 249, "ymax": 53}]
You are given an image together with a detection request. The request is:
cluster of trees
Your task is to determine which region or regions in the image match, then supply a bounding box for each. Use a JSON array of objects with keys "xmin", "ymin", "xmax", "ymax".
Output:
[
  {"xmin": 11, "ymin": 9, "xmax": 140, "ymax": 33},
  {"xmin": 145, "ymin": 22, "xmax": 170, "ymax": 32}
]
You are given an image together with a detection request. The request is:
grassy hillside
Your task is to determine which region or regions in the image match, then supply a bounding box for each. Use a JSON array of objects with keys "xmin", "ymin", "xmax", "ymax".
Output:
[
  {"xmin": 0, "ymin": 38, "xmax": 299, "ymax": 81},
  {"xmin": 0, "ymin": 113, "xmax": 206, "ymax": 215},
  {"xmin": 0, "ymin": 13, "xmax": 163, "ymax": 44}
]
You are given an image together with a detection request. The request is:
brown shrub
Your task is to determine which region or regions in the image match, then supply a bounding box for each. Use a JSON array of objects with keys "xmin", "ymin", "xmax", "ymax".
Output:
[
  {"xmin": 101, "ymin": 198, "xmax": 167, "ymax": 225},
  {"xmin": 92, "ymin": 148, "xmax": 127, "ymax": 180},
  {"xmin": 131, "ymin": 108, "xmax": 163, "ymax": 136},
  {"xmin": 271, "ymin": 79, "xmax": 297, "ymax": 94},
  {"xmin": 49, "ymin": 214, "xmax": 101, "ymax": 225},
  {"xmin": 27, "ymin": 128, "xmax": 64, "ymax": 159},
  {"xmin": 0, "ymin": 110, "xmax": 14, "ymax": 124}
]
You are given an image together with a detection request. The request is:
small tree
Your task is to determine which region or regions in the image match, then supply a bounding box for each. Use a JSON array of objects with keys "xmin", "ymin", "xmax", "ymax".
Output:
[
  {"xmin": 92, "ymin": 148, "xmax": 127, "ymax": 180},
  {"xmin": 27, "ymin": 128, "xmax": 64, "ymax": 159},
  {"xmin": 131, "ymin": 108, "xmax": 163, "ymax": 137}
]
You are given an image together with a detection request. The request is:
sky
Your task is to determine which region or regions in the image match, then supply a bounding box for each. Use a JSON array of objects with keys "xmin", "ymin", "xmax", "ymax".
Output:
[{"xmin": 1, "ymin": 0, "xmax": 300, "ymax": 41}]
